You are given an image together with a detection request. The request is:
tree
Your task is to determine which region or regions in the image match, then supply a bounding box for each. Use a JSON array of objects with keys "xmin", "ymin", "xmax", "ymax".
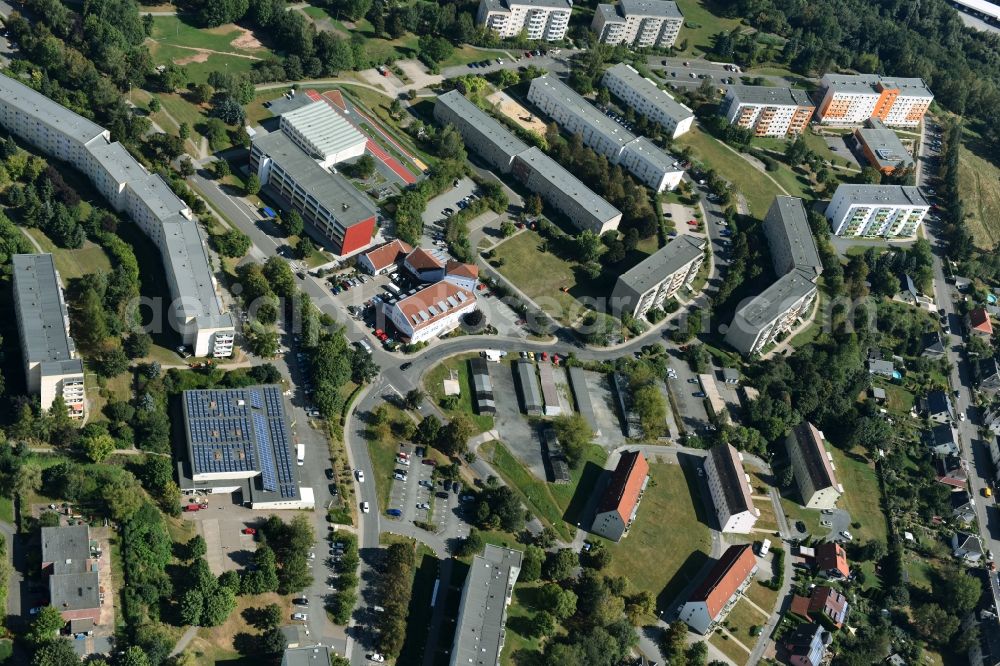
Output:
[
  {"xmin": 911, "ymin": 603, "xmax": 959, "ymax": 644},
  {"xmin": 581, "ymin": 541, "xmax": 612, "ymax": 570},
  {"xmin": 179, "ymin": 588, "xmax": 204, "ymax": 625},
  {"xmin": 216, "ymin": 229, "xmax": 252, "ymax": 258},
  {"xmin": 552, "ymin": 413, "xmax": 593, "ymax": 468},
  {"xmin": 860, "ymin": 166, "xmax": 882, "ymax": 184},
  {"xmin": 415, "ymin": 415, "xmax": 441, "ymax": 445},
  {"xmin": 119, "ymin": 646, "xmax": 151, "ymax": 666},
  {"xmin": 214, "ymin": 159, "xmax": 231, "ymax": 179},
  {"xmin": 262, "ymin": 602, "xmax": 283, "ymax": 629},
  {"xmin": 350, "ymin": 154, "xmax": 377, "ymax": 179},
  {"xmin": 81, "ymin": 433, "xmax": 115, "ymax": 463},
  {"xmin": 284, "ymin": 209, "xmax": 304, "ymax": 236},
  {"xmin": 660, "ymin": 621, "xmax": 688, "ymax": 665},
  {"xmin": 31, "ymin": 639, "xmax": 79, "ymax": 666},
  {"xmin": 201, "ymin": 587, "xmax": 237, "ymax": 626},
  {"xmin": 297, "ymin": 236, "xmax": 316, "ymax": 259},
  {"xmin": 28, "ymin": 605, "xmax": 66, "ymax": 645},
  {"xmin": 124, "ymin": 332, "xmax": 151, "ymax": 359},
  {"xmin": 934, "ymin": 564, "xmax": 981, "ymax": 615},
  {"xmin": 521, "ymin": 545, "xmax": 544, "ymax": 582},
  {"xmin": 525, "ymin": 194, "xmax": 543, "ymax": 217},
  {"xmin": 537, "ymin": 582, "xmax": 577, "ymax": 620},
  {"xmin": 404, "ymin": 388, "xmax": 425, "ymax": 410},
  {"xmin": 178, "ymin": 157, "xmax": 195, "ymax": 177},
  {"xmin": 687, "ymin": 641, "xmax": 709, "ymax": 666},
  {"xmin": 500, "ymin": 220, "xmax": 516, "ymax": 237},
  {"xmin": 98, "ymin": 348, "xmax": 130, "ymax": 377},
  {"xmin": 456, "ymin": 527, "xmax": 484, "ymax": 557},
  {"xmin": 15, "ymin": 462, "xmax": 42, "ymax": 501},
  {"xmin": 245, "ymin": 174, "xmax": 262, "ymax": 197},
  {"xmin": 263, "ymin": 256, "xmax": 296, "ymax": 298},
  {"xmin": 187, "ymin": 535, "xmax": 208, "ymax": 560},
  {"xmin": 543, "ymin": 548, "xmax": 577, "ymax": 582}
]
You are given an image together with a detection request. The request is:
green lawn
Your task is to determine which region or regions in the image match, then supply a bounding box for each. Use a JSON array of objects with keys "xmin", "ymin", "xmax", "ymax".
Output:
[
  {"xmin": 724, "ymin": 597, "xmax": 768, "ymax": 646},
  {"xmin": 500, "ymin": 583, "xmax": 547, "ymax": 665},
  {"xmin": 676, "ymin": 127, "xmax": 784, "ymax": 218},
  {"xmin": 709, "ymin": 629, "xmax": 752, "ymax": 664},
  {"xmin": 0, "ymin": 639, "xmax": 11, "ymax": 664},
  {"xmin": 423, "ymin": 353, "xmax": 495, "ymax": 433},
  {"xmin": 744, "ymin": 579, "xmax": 778, "ymax": 612},
  {"xmin": 604, "ymin": 463, "xmax": 713, "ymax": 611},
  {"xmin": 828, "ymin": 446, "xmax": 887, "ymax": 543},
  {"xmin": 439, "ymin": 44, "xmax": 511, "ymax": 68},
  {"xmin": 481, "ymin": 441, "xmax": 606, "ymax": 542},
  {"xmin": 147, "ymin": 41, "xmax": 258, "ymax": 84},
  {"xmin": 157, "ymin": 93, "xmax": 210, "ymax": 132},
  {"xmin": 0, "ymin": 496, "xmax": 12, "ymax": 524},
  {"xmin": 959, "ymin": 136, "xmax": 1000, "ymax": 249},
  {"xmin": 673, "ymin": 0, "xmax": 743, "ymax": 55},
  {"xmin": 23, "ymin": 228, "xmax": 112, "ymax": 281},
  {"xmin": 367, "ymin": 403, "xmax": 412, "ymax": 511},
  {"xmin": 149, "ymin": 16, "xmax": 267, "ymax": 54}
]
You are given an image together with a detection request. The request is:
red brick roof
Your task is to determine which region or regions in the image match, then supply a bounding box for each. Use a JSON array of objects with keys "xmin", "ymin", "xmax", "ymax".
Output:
[
  {"xmin": 446, "ymin": 260, "xmax": 479, "ymax": 279},
  {"xmin": 394, "ymin": 282, "xmax": 475, "ymax": 332},
  {"xmin": 405, "ymin": 247, "xmax": 444, "ymax": 271},
  {"xmin": 363, "ymin": 239, "xmax": 412, "ymax": 272},
  {"xmin": 815, "ymin": 542, "xmax": 849, "ymax": 578},
  {"xmin": 808, "ymin": 586, "xmax": 848, "ymax": 627},
  {"xmin": 688, "ymin": 544, "xmax": 757, "ymax": 620},
  {"xmin": 970, "ymin": 307, "xmax": 993, "ymax": 335},
  {"xmin": 789, "ymin": 595, "xmax": 811, "ymax": 620},
  {"xmin": 596, "ymin": 450, "xmax": 649, "ymax": 523}
]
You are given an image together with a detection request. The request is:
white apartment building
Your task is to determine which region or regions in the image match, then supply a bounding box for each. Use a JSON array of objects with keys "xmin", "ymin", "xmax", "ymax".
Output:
[
  {"xmin": 826, "ymin": 184, "xmax": 929, "ymax": 238},
  {"xmin": 816, "ymin": 73, "xmax": 933, "ymax": 127},
  {"xmin": 591, "ymin": 0, "xmax": 683, "ymax": 49},
  {"xmin": 602, "ymin": 63, "xmax": 694, "ymax": 139},
  {"xmin": 476, "ymin": 0, "xmax": 572, "ymax": 41},
  {"xmin": 527, "ymin": 75, "xmax": 683, "ymax": 192},
  {"xmin": 611, "ymin": 235, "xmax": 705, "ymax": 318},
  {"xmin": 382, "ymin": 282, "xmax": 478, "ymax": 344},
  {"xmin": 704, "ymin": 443, "xmax": 759, "ymax": 533},
  {"xmin": 13, "ymin": 254, "xmax": 87, "ymax": 419},
  {"xmin": 720, "ymin": 85, "xmax": 815, "ymax": 137},
  {"xmin": 0, "ymin": 73, "xmax": 236, "ymax": 359}
]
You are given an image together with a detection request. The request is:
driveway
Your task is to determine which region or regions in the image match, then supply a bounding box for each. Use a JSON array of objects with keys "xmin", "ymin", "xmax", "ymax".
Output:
[
  {"xmin": 583, "ymin": 371, "xmax": 629, "ymax": 447},
  {"xmin": 666, "ymin": 351, "xmax": 711, "ymax": 434},
  {"xmin": 490, "ymin": 361, "xmax": 544, "ymax": 478}
]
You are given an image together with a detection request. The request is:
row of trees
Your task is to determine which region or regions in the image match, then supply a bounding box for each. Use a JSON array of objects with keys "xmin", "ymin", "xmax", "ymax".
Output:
[{"xmin": 374, "ymin": 541, "xmax": 416, "ymax": 658}]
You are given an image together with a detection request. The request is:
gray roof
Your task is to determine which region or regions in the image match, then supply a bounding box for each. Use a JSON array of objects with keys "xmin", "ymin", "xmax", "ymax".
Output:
[
  {"xmin": 766, "ymin": 196, "xmax": 823, "ymax": 277},
  {"xmin": 450, "ymin": 544, "xmax": 523, "ymax": 666},
  {"xmin": 624, "ymin": 136, "xmax": 682, "ymax": 173},
  {"xmin": 531, "ymin": 75, "xmax": 636, "ymax": 151},
  {"xmin": 595, "ymin": 2, "xmax": 621, "ymax": 21},
  {"xmin": 88, "ymin": 140, "xmax": 146, "ymax": 185},
  {"xmin": 160, "ymin": 212, "xmax": 233, "ymax": 325},
  {"xmin": 789, "ymin": 422, "xmax": 840, "ymax": 494},
  {"xmin": 924, "ymin": 389, "xmax": 950, "ymax": 416},
  {"xmin": 726, "ymin": 85, "xmax": 814, "ymax": 108},
  {"xmin": 0, "ymin": 73, "xmax": 107, "ymax": 147},
  {"xmin": 603, "ymin": 63, "xmax": 694, "ymax": 126},
  {"xmin": 823, "ymin": 73, "xmax": 933, "ymax": 99},
  {"xmin": 856, "ymin": 119, "xmax": 914, "ymax": 170},
  {"xmin": 567, "ymin": 366, "xmax": 599, "ymax": 434},
  {"xmin": 514, "ymin": 358, "xmax": 542, "ymax": 412},
  {"xmin": 182, "ymin": 385, "xmax": 301, "ymax": 503},
  {"xmin": 618, "ymin": 0, "xmax": 682, "ymax": 18},
  {"xmin": 480, "ymin": 0, "xmax": 571, "ymax": 11},
  {"xmin": 42, "ymin": 525, "xmax": 92, "ymax": 574},
  {"xmin": 282, "ymin": 646, "xmax": 334, "ymax": 666},
  {"xmin": 12, "ymin": 254, "xmax": 80, "ymax": 366},
  {"xmin": 615, "ymin": 235, "xmax": 705, "ymax": 295},
  {"xmin": 435, "ymin": 91, "xmax": 528, "ymax": 163},
  {"xmin": 514, "ymin": 147, "xmax": 622, "ymax": 221},
  {"xmin": 731, "ymin": 269, "xmax": 816, "ymax": 329},
  {"xmin": 252, "ymin": 129, "xmax": 377, "ymax": 228},
  {"xmin": 708, "ymin": 443, "xmax": 754, "ymax": 517},
  {"xmin": 280, "ymin": 100, "xmax": 366, "ymax": 161},
  {"xmin": 51, "ymin": 572, "xmax": 100, "ymax": 612},
  {"xmin": 831, "ymin": 184, "xmax": 928, "ymax": 208}
]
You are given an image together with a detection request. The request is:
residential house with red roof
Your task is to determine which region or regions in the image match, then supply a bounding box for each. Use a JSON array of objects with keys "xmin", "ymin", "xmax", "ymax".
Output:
[
  {"xmin": 679, "ymin": 544, "xmax": 758, "ymax": 634},
  {"xmin": 808, "ymin": 586, "xmax": 849, "ymax": 629},
  {"xmin": 382, "ymin": 282, "xmax": 477, "ymax": 344},
  {"xmin": 814, "ymin": 542, "xmax": 850, "ymax": 580},
  {"xmin": 591, "ymin": 450, "xmax": 649, "ymax": 542},
  {"xmin": 358, "ymin": 239, "xmax": 412, "ymax": 275},
  {"xmin": 969, "ymin": 307, "xmax": 993, "ymax": 339}
]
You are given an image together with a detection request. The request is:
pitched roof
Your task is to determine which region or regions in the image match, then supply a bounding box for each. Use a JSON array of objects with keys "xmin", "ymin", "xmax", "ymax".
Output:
[
  {"xmin": 393, "ymin": 282, "xmax": 476, "ymax": 332},
  {"xmin": 687, "ymin": 544, "xmax": 757, "ymax": 619},
  {"xmin": 363, "ymin": 239, "xmax": 412, "ymax": 271},
  {"xmin": 789, "ymin": 422, "xmax": 841, "ymax": 495},
  {"xmin": 808, "ymin": 586, "xmax": 849, "ymax": 627},
  {"xmin": 596, "ymin": 450, "xmax": 649, "ymax": 523},
  {"xmin": 707, "ymin": 443, "xmax": 755, "ymax": 517},
  {"xmin": 814, "ymin": 542, "xmax": 849, "ymax": 578},
  {"xmin": 446, "ymin": 260, "xmax": 479, "ymax": 279},
  {"xmin": 790, "ymin": 594, "xmax": 812, "ymax": 620},
  {"xmin": 405, "ymin": 247, "xmax": 445, "ymax": 271},
  {"xmin": 924, "ymin": 389, "xmax": 950, "ymax": 416},
  {"xmin": 970, "ymin": 307, "xmax": 993, "ymax": 334}
]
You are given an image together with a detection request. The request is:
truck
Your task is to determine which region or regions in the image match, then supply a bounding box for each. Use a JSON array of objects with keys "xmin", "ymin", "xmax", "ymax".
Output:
[
  {"xmin": 385, "ymin": 283, "xmax": 402, "ymax": 296},
  {"xmin": 297, "ymin": 444, "xmax": 305, "ymax": 466}
]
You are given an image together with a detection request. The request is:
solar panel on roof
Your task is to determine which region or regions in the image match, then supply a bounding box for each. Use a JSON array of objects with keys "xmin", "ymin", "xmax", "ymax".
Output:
[
  {"xmin": 252, "ymin": 413, "xmax": 278, "ymax": 492},
  {"xmin": 249, "ymin": 389, "xmax": 263, "ymax": 409}
]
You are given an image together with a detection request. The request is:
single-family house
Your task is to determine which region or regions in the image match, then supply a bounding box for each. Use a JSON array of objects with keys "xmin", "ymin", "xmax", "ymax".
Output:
[
  {"xmin": 808, "ymin": 586, "xmax": 849, "ymax": 629},
  {"xmin": 814, "ymin": 541, "xmax": 849, "ymax": 580},
  {"xmin": 41, "ymin": 525, "xmax": 102, "ymax": 626},
  {"xmin": 921, "ymin": 331, "xmax": 945, "ymax": 358},
  {"xmin": 935, "ymin": 454, "xmax": 968, "ymax": 488},
  {"xmin": 977, "ymin": 358, "xmax": 1000, "ymax": 394},
  {"xmin": 951, "ymin": 490, "xmax": 976, "ymax": 524},
  {"xmin": 921, "ymin": 389, "xmax": 953, "ymax": 424},
  {"xmin": 969, "ymin": 307, "xmax": 993, "ymax": 339},
  {"xmin": 984, "ymin": 408, "xmax": 1000, "ymax": 435},
  {"xmin": 952, "ymin": 531, "xmax": 984, "ymax": 563},
  {"xmin": 785, "ymin": 623, "xmax": 831, "ymax": 666},
  {"xmin": 868, "ymin": 359, "xmax": 895, "ymax": 377},
  {"xmin": 678, "ymin": 544, "xmax": 758, "ymax": 634},
  {"xmin": 927, "ymin": 423, "xmax": 959, "ymax": 457}
]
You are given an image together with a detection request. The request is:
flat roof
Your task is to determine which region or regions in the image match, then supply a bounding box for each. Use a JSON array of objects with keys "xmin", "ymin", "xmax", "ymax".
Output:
[
  {"xmin": 450, "ymin": 544, "xmax": 523, "ymax": 666},
  {"xmin": 435, "ymin": 90, "xmax": 529, "ymax": 163},
  {"xmin": 624, "ymin": 135, "xmax": 682, "ymax": 173},
  {"xmin": 731, "ymin": 268, "xmax": 816, "ymax": 329},
  {"xmin": 766, "ymin": 196, "xmax": 823, "ymax": 277},
  {"xmin": 182, "ymin": 385, "xmax": 301, "ymax": 502},
  {"xmin": 283, "ymin": 647, "xmax": 334, "ymax": 666},
  {"xmin": 708, "ymin": 443, "xmax": 753, "ymax": 517},
  {"xmin": 567, "ymin": 366, "xmax": 599, "ymax": 434},
  {"xmin": 856, "ymin": 120, "xmax": 914, "ymax": 169},
  {"xmin": 531, "ymin": 75, "xmax": 636, "ymax": 151},
  {"xmin": 252, "ymin": 130, "xmax": 377, "ymax": 228},
  {"xmin": 823, "ymin": 73, "xmax": 933, "ymax": 99},
  {"xmin": 604, "ymin": 63, "xmax": 694, "ymax": 124},
  {"xmin": 832, "ymin": 184, "xmax": 928, "ymax": 207},
  {"xmin": 88, "ymin": 140, "xmax": 147, "ymax": 186},
  {"xmin": 619, "ymin": 0, "xmax": 683, "ymax": 18},
  {"xmin": 952, "ymin": 0, "xmax": 1000, "ymax": 20},
  {"xmin": 280, "ymin": 100, "xmax": 366, "ymax": 161},
  {"xmin": 12, "ymin": 254, "xmax": 80, "ymax": 366},
  {"xmin": 727, "ymin": 84, "xmax": 814, "ymax": 107},
  {"xmin": 616, "ymin": 235, "xmax": 705, "ymax": 295},
  {"xmin": 515, "ymin": 147, "xmax": 621, "ymax": 221},
  {"xmin": 0, "ymin": 73, "xmax": 107, "ymax": 146},
  {"xmin": 480, "ymin": 0, "xmax": 571, "ymax": 11},
  {"xmin": 160, "ymin": 211, "xmax": 233, "ymax": 325}
]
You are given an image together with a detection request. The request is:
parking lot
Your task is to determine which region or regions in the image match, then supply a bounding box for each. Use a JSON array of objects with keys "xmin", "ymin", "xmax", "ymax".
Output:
[
  {"xmin": 579, "ymin": 370, "xmax": 629, "ymax": 449},
  {"xmin": 385, "ymin": 443, "xmax": 465, "ymax": 532},
  {"xmin": 489, "ymin": 360, "xmax": 546, "ymax": 478},
  {"xmin": 183, "ymin": 493, "xmax": 274, "ymax": 574}
]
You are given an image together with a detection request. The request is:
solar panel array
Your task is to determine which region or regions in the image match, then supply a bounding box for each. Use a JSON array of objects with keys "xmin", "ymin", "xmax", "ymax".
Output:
[{"xmin": 185, "ymin": 386, "xmax": 298, "ymax": 498}]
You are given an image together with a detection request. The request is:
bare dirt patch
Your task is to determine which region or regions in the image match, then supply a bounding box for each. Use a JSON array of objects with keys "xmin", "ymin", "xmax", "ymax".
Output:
[
  {"xmin": 486, "ymin": 90, "xmax": 547, "ymax": 135},
  {"xmin": 174, "ymin": 50, "xmax": 210, "ymax": 66},
  {"xmin": 230, "ymin": 26, "xmax": 263, "ymax": 50}
]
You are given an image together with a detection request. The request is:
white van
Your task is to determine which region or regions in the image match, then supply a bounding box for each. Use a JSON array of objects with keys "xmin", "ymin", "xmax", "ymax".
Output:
[
  {"xmin": 758, "ymin": 538, "xmax": 771, "ymax": 557},
  {"xmin": 297, "ymin": 444, "xmax": 305, "ymax": 466}
]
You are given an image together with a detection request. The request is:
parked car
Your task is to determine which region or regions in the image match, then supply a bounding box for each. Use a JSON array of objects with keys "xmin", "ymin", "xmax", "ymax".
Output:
[
  {"xmin": 355, "ymin": 469, "xmax": 365, "ymax": 483},
  {"xmin": 361, "ymin": 502, "xmax": 370, "ymax": 513},
  {"xmin": 293, "ymin": 598, "xmax": 308, "ymax": 606},
  {"xmin": 292, "ymin": 612, "xmax": 308, "ymax": 621},
  {"xmin": 386, "ymin": 508, "xmax": 402, "ymax": 517},
  {"xmin": 241, "ymin": 528, "xmax": 256, "ymax": 535}
]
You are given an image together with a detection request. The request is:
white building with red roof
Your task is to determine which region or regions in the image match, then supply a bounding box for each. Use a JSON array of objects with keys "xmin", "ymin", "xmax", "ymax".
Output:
[
  {"xmin": 358, "ymin": 239, "xmax": 412, "ymax": 275},
  {"xmin": 404, "ymin": 247, "xmax": 446, "ymax": 282},
  {"xmin": 444, "ymin": 260, "xmax": 480, "ymax": 291},
  {"xmin": 591, "ymin": 450, "xmax": 649, "ymax": 542},
  {"xmin": 382, "ymin": 282, "xmax": 477, "ymax": 343},
  {"xmin": 679, "ymin": 544, "xmax": 758, "ymax": 634}
]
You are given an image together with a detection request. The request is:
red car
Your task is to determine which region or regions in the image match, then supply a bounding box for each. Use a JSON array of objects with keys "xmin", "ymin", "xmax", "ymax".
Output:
[
  {"xmin": 375, "ymin": 329, "xmax": 384, "ymax": 337},
  {"xmin": 687, "ymin": 219, "xmax": 698, "ymax": 226},
  {"xmin": 242, "ymin": 528, "xmax": 256, "ymax": 535},
  {"xmin": 422, "ymin": 459, "xmax": 437, "ymax": 466},
  {"xmin": 541, "ymin": 352, "xmax": 549, "ymax": 361}
]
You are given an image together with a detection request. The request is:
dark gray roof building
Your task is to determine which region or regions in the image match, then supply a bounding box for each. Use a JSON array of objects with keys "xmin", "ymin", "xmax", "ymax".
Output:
[
  {"xmin": 434, "ymin": 91, "xmax": 528, "ymax": 173},
  {"xmin": 41, "ymin": 525, "xmax": 100, "ymax": 619},
  {"xmin": 567, "ymin": 366, "xmax": 600, "ymax": 436},
  {"xmin": 763, "ymin": 196, "xmax": 823, "ymax": 279},
  {"xmin": 855, "ymin": 118, "xmax": 914, "ymax": 173},
  {"xmin": 450, "ymin": 545, "xmax": 523, "ymax": 666},
  {"xmin": 469, "ymin": 356, "xmax": 496, "ymax": 415},
  {"xmin": 281, "ymin": 646, "xmax": 334, "ymax": 666},
  {"xmin": 514, "ymin": 359, "xmax": 543, "ymax": 415},
  {"xmin": 612, "ymin": 235, "xmax": 706, "ymax": 317}
]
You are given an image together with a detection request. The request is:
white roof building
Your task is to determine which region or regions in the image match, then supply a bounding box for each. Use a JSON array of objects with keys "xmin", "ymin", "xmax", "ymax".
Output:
[{"xmin": 279, "ymin": 100, "xmax": 368, "ymax": 168}]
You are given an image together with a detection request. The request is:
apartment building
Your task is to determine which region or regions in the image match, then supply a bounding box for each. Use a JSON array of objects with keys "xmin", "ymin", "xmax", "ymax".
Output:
[
  {"xmin": 450, "ymin": 545, "xmax": 523, "ymax": 666},
  {"xmin": 527, "ymin": 75, "xmax": 684, "ymax": 192},
  {"xmin": 12, "ymin": 254, "xmax": 86, "ymax": 419},
  {"xmin": 250, "ymin": 129, "xmax": 378, "ymax": 255},
  {"xmin": 591, "ymin": 0, "xmax": 683, "ymax": 49},
  {"xmin": 382, "ymin": 282, "xmax": 478, "ymax": 344},
  {"xmin": 611, "ymin": 235, "xmax": 706, "ymax": 318},
  {"xmin": 0, "ymin": 73, "xmax": 236, "ymax": 358},
  {"xmin": 278, "ymin": 100, "xmax": 367, "ymax": 169},
  {"xmin": 720, "ymin": 85, "xmax": 815, "ymax": 137},
  {"xmin": 854, "ymin": 118, "xmax": 914, "ymax": 174},
  {"xmin": 786, "ymin": 422, "xmax": 843, "ymax": 510},
  {"xmin": 591, "ymin": 450, "xmax": 649, "ymax": 542},
  {"xmin": 825, "ymin": 184, "xmax": 929, "ymax": 238},
  {"xmin": 434, "ymin": 92, "xmax": 623, "ymax": 234},
  {"xmin": 704, "ymin": 443, "xmax": 759, "ymax": 533},
  {"xmin": 679, "ymin": 544, "xmax": 758, "ymax": 634},
  {"xmin": 727, "ymin": 197, "xmax": 822, "ymax": 356},
  {"xmin": 602, "ymin": 63, "xmax": 694, "ymax": 139},
  {"xmin": 816, "ymin": 73, "xmax": 933, "ymax": 127},
  {"xmin": 476, "ymin": 0, "xmax": 572, "ymax": 41}
]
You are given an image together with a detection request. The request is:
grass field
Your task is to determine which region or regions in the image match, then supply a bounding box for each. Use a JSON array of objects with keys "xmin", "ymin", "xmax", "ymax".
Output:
[
  {"xmin": 439, "ymin": 44, "xmax": 511, "ymax": 68},
  {"xmin": 709, "ymin": 628, "xmax": 752, "ymax": 663},
  {"xmin": 500, "ymin": 583, "xmax": 546, "ymax": 665},
  {"xmin": 744, "ymin": 578, "xmax": 778, "ymax": 612},
  {"xmin": 676, "ymin": 128, "xmax": 784, "ymax": 217},
  {"xmin": 0, "ymin": 639, "xmax": 11, "ymax": 664},
  {"xmin": 23, "ymin": 229, "xmax": 112, "ymax": 281},
  {"xmin": 673, "ymin": 0, "xmax": 743, "ymax": 55},
  {"xmin": 150, "ymin": 17, "xmax": 266, "ymax": 54},
  {"xmin": 828, "ymin": 445, "xmax": 886, "ymax": 543},
  {"xmin": 423, "ymin": 353, "xmax": 495, "ymax": 433},
  {"xmin": 367, "ymin": 403, "xmax": 412, "ymax": 511},
  {"xmin": 724, "ymin": 597, "xmax": 768, "ymax": 647},
  {"xmin": 604, "ymin": 462, "xmax": 712, "ymax": 610},
  {"xmin": 0, "ymin": 496, "xmax": 12, "ymax": 524},
  {"xmin": 147, "ymin": 41, "xmax": 258, "ymax": 84},
  {"xmin": 958, "ymin": 143, "xmax": 1000, "ymax": 249},
  {"xmin": 482, "ymin": 441, "xmax": 606, "ymax": 542}
]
